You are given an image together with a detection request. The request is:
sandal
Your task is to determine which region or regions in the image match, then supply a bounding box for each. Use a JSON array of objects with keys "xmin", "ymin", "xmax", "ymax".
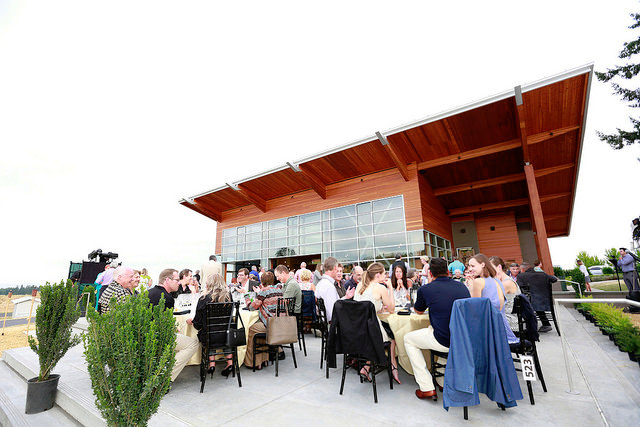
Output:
[
  {"xmin": 359, "ymin": 365, "xmax": 371, "ymax": 383},
  {"xmin": 391, "ymin": 364, "xmax": 401, "ymax": 385},
  {"xmin": 221, "ymin": 364, "xmax": 234, "ymax": 378}
]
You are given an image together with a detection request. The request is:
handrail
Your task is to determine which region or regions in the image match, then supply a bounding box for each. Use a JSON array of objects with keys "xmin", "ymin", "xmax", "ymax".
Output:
[
  {"xmin": 553, "ymin": 298, "xmax": 640, "ymax": 395},
  {"xmin": 557, "ymin": 279, "xmax": 582, "ymax": 298}
]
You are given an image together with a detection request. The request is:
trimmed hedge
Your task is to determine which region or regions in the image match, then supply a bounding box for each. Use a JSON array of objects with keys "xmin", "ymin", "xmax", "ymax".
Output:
[{"xmin": 577, "ymin": 302, "xmax": 640, "ymax": 357}]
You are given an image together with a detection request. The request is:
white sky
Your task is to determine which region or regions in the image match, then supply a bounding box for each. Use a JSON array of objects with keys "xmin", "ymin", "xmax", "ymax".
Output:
[{"xmin": 1, "ymin": 0, "xmax": 640, "ymax": 286}]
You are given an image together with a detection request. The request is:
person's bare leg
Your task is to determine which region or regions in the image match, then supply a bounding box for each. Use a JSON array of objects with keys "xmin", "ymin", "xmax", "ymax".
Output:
[{"xmin": 390, "ymin": 340, "xmax": 401, "ymax": 384}]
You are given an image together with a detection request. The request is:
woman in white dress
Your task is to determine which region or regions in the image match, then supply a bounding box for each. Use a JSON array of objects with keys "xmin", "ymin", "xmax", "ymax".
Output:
[{"xmin": 354, "ymin": 262, "xmax": 401, "ymax": 384}]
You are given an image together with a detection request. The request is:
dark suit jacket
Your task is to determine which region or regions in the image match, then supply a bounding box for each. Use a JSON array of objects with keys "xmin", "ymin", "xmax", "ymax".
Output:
[{"xmin": 517, "ymin": 268, "xmax": 557, "ymax": 311}]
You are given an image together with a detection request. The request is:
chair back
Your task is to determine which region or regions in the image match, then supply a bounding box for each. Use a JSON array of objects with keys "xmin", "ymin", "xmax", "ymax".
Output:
[
  {"xmin": 316, "ymin": 297, "xmax": 328, "ymax": 329},
  {"xmin": 277, "ymin": 297, "xmax": 295, "ymax": 317},
  {"xmin": 204, "ymin": 301, "xmax": 238, "ymax": 347},
  {"xmin": 332, "ymin": 299, "xmax": 385, "ymax": 362},
  {"xmin": 301, "ymin": 290, "xmax": 317, "ymax": 320},
  {"xmin": 512, "ymin": 294, "xmax": 539, "ymax": 343}
]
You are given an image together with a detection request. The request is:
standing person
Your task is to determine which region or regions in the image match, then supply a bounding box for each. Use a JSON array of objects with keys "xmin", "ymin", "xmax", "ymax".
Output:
[
  {"xmin": 293, "ymin": 262, "xmax": 310, "ymax": 283},
  {"xmin": 354, "ymin": 262, "xmax": 401, "ymax": 384},
  {"xmin": 419, "ymin": 256, "xmax": 430, "ymax": 285},
  {"xmin": 139, "ymin": 268, "xmax": 153, "ymax": 291},
  {"xmin": 343, "ymin": 266, "xmax": 363, "ymax": 291},
  {"xmin": 201, "ymin": 255, "xmax": 223, "ymax": 287},
  {"xmin": 315, "ymin": 257, "xmax": 354, "ymax": 322},
  {"xmin": 275, "ymin": 265, "xmax": 302, "ymax": 314},
  {"xmin": 448, "ymin": 256, "xmax": 465, "ymax": 277},
  {"xmin": 244, "ymin": 272, "xmax": 283, "ymax": 369},
  {"xmin": 576, "ymin": 260, "xmax": 592, "ymax": 292},
  {"xmin": 94, "ymin": 261, "xmax": 119, "ymax": 309},
  {"xmin": 193, "ymin": 270, "xmax": 201, "ymax": 284},
  {"xmin": 313, "ymin": 263, "xmax": 324, "ymax": 286},
  {"xmin": 516, "ymin": 261, "xmax": 558, "ymax": 333},
  {"xmin": 187, "ymin": 274, "xmax": 234, "ymax": 376},
  {"xmin": 508, "ymin": 263, "xmax": 521, "ymax": 281},
  {"xmin": 249, "ymin": 265, "xmax": 260, "ymax": 281},
  {"xmin": 335, "ymin": 264, "xmax": 346, "ymax": 297},
  {"xmin": 468, "ymin": 254, "xmax": 519, "ymax": 343},
  {"xmin": 404, "ymin": 258, "xmax": 470, "ymax": 400},
  {"xmin": 98, "ymin": 266, "xmax": 136, "ymax": 314},
  {"xmin": 148, "ymin": 269, "xmax": 199, "ymax": 383},
  {"xmin": 391, "ymin": 253, "xmax": 409, "ymax": 274},
  {"xmin": 618, "ymin": 248, "xmax": 640, "ymax": 292}
]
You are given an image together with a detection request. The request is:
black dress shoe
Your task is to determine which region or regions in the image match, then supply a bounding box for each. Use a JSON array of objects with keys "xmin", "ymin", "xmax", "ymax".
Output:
[
  {"xmin": 278, "ymin": 351, "xmax": 286, "ymax": 361},
  {"xmin": 538, "ymin": 325, "xmax": 552, "ymax": 333}
]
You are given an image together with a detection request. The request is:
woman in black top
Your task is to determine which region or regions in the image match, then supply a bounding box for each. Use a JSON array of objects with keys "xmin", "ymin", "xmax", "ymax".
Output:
[{"xmin": 188, "ymin": 273, "xmax": 234, "ymax": 377}]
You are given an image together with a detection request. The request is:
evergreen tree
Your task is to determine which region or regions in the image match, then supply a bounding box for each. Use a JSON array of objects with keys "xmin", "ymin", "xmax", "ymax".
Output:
[{"xmin": 596, "ymin": 12, "xmax": 640, "ymax": 149}]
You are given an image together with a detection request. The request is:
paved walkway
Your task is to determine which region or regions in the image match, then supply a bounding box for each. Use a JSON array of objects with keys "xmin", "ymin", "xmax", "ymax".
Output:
[{"xmin": 1, "ymin": 304, "xmax": 639, "ymax": 426}]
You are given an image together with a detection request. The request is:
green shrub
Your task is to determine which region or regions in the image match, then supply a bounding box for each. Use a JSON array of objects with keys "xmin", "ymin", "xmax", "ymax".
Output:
[
  {"xmin": 564, "ymin": 267, "xmax": 586, "ymax": 297},
  {"xmin": 28, "ymin": 280, "xmax": 81, "ymax": 381},
  {"xmin": 80, "ymin": 285, "xmax": 96, "ymax": 308},
  {"xmin": 83, "ymin": 292, "xmax": 176, "ymax": 426},
  {"xmin": 602, "ymin": 266, "xmax": 614, "ymax": 275},
  {"xmin": 553, "ymin": 266, "xmax": 565, "ymax": 278}
]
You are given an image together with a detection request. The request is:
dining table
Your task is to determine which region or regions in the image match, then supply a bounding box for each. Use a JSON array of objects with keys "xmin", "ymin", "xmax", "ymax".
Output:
[
  {"xmin": 378, "ymin": 309, "xmax": 431, "ymax": 375},
  {"xmin": 174, "ymin": 309, "xmax": 260, "ymax": 366}
]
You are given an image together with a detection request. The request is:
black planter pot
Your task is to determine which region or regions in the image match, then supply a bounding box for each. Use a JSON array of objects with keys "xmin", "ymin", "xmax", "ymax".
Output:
[
  {"xmin": 25, "ymin": 374, "xmax": 60, "ymax": 414},
  {"xmin": 609, "ymin": 334, "xmax": 615, "ymax": 341},
  {"xmin": 629, "ymin": 352, "xmax": 638, "ymax": 362}
]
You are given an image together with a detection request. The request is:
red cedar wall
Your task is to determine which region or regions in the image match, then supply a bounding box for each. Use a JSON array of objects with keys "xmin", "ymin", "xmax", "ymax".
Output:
[
  {"xmin": 475, "ymin": 212, "xmax": 523, "ymax": 264},
  {"xmin": 418, "ymin": 172, "xmax": 453, "ymax": 242}
]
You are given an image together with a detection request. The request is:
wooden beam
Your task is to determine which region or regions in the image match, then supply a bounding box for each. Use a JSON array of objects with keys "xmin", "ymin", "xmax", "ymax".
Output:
[
  {"xmin": 376, "ymin": 132, "xmax": 410, "ymax": 181},
  {"xmin": 442, "ymin": 118, "xmax": 462, "ymax": 153},
  {"xmin": 447, "ymin": 192, "xmax": 571, "ymax": 216},
  {"xmin": 183, "ymin": 200, "xmax": 221, "ymax": 222},
  {"xmin": 544, "ymin": 213, "xmax": 568, "ymax": 222},
  {"xmin": 525, "ymin": 164, "xmax": 554, "ymax": 275},
  {"xmin": 234, "ymin": 183, "xmax": 267, "ymax": 213},
  {"xmin": 513, "ymin": 87, "xmax": 530, "ymax": 164},
  {"xmin": 432, "ymin": 163, "xmax": 574, "ymax": 196},
  {"xmin": 297, "ymin": 164, "xmax": 327, "ymax": 199},
  {"xmin": 417, "ymin": 126, "xmax": 581, "ymax": 170}
]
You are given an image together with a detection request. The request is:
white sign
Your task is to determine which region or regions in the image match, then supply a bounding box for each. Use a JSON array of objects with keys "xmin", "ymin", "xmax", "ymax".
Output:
[{"xmin": 520, "ymin": 355, "xmax": 537, "ymax": 381}]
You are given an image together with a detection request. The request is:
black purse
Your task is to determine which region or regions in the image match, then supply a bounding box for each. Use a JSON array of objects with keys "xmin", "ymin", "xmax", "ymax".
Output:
[{"xmin": 226, "ymin": 305, "xmax": 246, "ymax": 347}]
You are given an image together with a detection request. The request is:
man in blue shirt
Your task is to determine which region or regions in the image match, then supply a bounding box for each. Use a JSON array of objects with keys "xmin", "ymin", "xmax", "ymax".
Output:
[
  {"xmin": 448, "ymin": 256, "xmax": 465, "ymax": 277},
  {"xmin": 404, "ymin": 257, "xmax": 470, "ymax": 400},
  {"xmin": 618, "ymin": 248, "xmax": 640, "ymax": 292}
]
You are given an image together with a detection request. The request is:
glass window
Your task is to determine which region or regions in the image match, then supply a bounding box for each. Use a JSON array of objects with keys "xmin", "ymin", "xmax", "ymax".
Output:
[
  {"xmin": 222, "ymin": 228, "xmax": 236, "ymax": 238},
  {"xmin": 375, "ymin": 233, "xmax": 406, "ymax": 247},
  {"xmin": 445, "ymin": 240, "xmax": 451, "ymax": 249},
  {"xmin": 333, "ymin": 250, "xmax": 357, "ymax": 262},
  {"xmin": 245, "ymin": 241, "xmax": 261, "ymax": 251},
  {"xmin": 222, "ymin": 236, "xmax": 236, "ymax": 246},
  {"xmin": 245, "ymin": 250, "xmax": 261, "ymax": 260},
  {"xmin": 373, "ymin": 220, "xmax": 405, "ymax": 235},
  {"xmin": 359, "ymin": 237, "xmax": 374, "ymax": 248},
  {"xmin": 430, "ymin": 234, "xmax": 437, "ymax": 245},
  {"xmin": 332, "ymin": 216, "xmax": 357, "ymax": 229},
  {"xmin": 237, "ymin": 234, "xmax": 245, "ymax": 244},
  {"xmin": 376, "ymin": 245, "xmax": 406, "ymax": 259},
  {"xmin": 357, "ymin": 213, "xmax": 372, "ymax": 225},
  {"xmin": 300, "ymin": 243, "xmax": 322, "ymax": 255},
  {"xmin": 322, "ymin": 210, "xmax": 330, "ymax": 221},
  {"xmin": 288, "ymin": 236, "xmax": 299, "ymax": 246},
  {"xmin": 407, "ymin": 230, "xmax": 425, "ymax": 245},
  {"xmin": 333, "ymin": 238, "xmax": 357, "ymax": 252},
  {"xmin": 246, "ymin": 223, "xmax": 262, "ymax": 234},
  {"xmin": 373, "ymin": 208, "xmax": 404, "ymax": 223},
  {"xmin": 357, "ymin": 202, "xmax": 371, "ymax": 214},
  {"xmin": 358, "ymin": 225, "xmax": 373, "ymax": 238},
  {"xmin": 323, "ymin": 230, "xmax": 331, "ymax": 242},
  {"xmin": 300, "ymin": 223, "xmax": 321, "ymax": 234},
  {"xmin": 333, "ymin": 227, "xmax": 357, "ymax": 241},
  {"xmin": 288, "ymin": 217, "xmax": 298, "ymax": 227},
  {"xmin": 359, "ymin": 247, "xmax": 374, "ymax": 260},
  {"xmin": 269, "ymin": 228, "xmax": 286, "ymax": 239},
  {"xmin": 269, "ymin": 238, "xmax": 287, "ymax": 248},
  {"xmin": 372, "ymin": 196, "xmax": 403, "ymax": 212},
  {"xmin": 300, "ymin": 212, "xmax": 321, "ymax": 224},
  {"xmin": 437, "ymin": 236, "xmax": 445, "ymax": 248},
  {"xmin": 323, "ymin": 242, "xmax": 331, "ymax": 253},
  {"xmin": 300, "ymin": 233, "xmax": 322, "ymax": 245},
  {"xmin": 245, "ymin": 232, "xmax": 261, "ymax": 243},
  {"xmin": 269, "ymin": 218, "xmax": 287, "ymax": 229},
  {"xmin": 222, "ymin": 245, "xmax": 235, "ymax": 257},
  {"xmin": 237, "ymin": 226, "xmax": 245, "ymax": 235},
  {"xmin": 407, "ymin": 243, "xmax": 427, "ymax": 257},
  {"xmin": 331, "ymin": 205, "xmax": 356, "ymax": 218}
]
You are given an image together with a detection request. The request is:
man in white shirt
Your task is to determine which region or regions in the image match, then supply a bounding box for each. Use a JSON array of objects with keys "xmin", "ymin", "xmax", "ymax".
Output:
[
  {"xmin": 315, "ymin": 257, "xmax": 354, "ymax": 322},
  {"xmin": 236, "ymin": 268, "xmax": 260, "ymax": 293},
  {"xmin": 201, "ymin": 255, "xmax": 222, "ymax": 284},
  {"xmin": 294, "ymin": 262, "xmax": 310, "ymax": 283}
]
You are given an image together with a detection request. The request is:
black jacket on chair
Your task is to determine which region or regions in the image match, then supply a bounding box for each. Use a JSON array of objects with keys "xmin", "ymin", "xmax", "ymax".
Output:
[
  {"xmin": 514, "ymin": 294, "xmax": 539, "ymax": 343},
  {"xmin": 516, "ymin": 268, "xmax": 557, "ymax": 312},
  {"xmin": 327, "ymin": 299, "xmax": 386, "ymax": 368}
]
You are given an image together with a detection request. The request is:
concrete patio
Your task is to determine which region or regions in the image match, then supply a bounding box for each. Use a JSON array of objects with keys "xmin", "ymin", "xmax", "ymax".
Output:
[{"xmin": 1, "ymin": 303, "xmax": 639, "ymax": 426}]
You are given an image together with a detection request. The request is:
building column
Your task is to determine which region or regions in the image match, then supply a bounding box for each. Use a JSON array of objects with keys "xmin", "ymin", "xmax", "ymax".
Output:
[{"xmin": 524, "ymin": 164, "xmax": 554, "ymax": 274}]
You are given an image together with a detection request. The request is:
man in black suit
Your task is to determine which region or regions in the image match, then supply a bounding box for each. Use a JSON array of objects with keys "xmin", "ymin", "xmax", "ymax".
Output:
[
  {"xmin": 236, "ymin": 268, "xmax": 260, "ymax": 293},
  {"xmin": 517, "ymin": 261, "xmax": 557, "ymax": 333}
]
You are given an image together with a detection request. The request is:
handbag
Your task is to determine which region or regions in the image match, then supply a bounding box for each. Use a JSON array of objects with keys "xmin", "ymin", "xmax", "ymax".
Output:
[
  {"xmin": 225, "ymin": 305, "xmax": 247, "ymax": 347},
  {"xmin": 266, "ymin": 314, "xmax": 298, "ymax": 345}
]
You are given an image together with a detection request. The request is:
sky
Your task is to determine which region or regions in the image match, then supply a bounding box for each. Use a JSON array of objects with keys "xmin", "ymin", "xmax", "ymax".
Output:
[{"xmin": 1, "ymin": 1, "xmax": 640, "ymax": 286}]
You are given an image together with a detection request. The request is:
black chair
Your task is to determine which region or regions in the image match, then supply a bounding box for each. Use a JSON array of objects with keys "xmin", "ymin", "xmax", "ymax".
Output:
[
  {"xmin": 200, "ymin": 301, "xmax": 242, "ymax": 393},
  {"xmin": 315, "ymin": 298, "xmax": 329, "ymax": 378},
  {"xmin": 521, "ymin": 281, "xmax": 559, "ymax": 336},
  {"xmin": 429, "ymin": 350, "xmax": 468, "ymax": 420},
  {"xmin": 252, "ymin": 297, "xmax": 298, "ymax": 376},
  {"xmin": 510, "ymin": 295, "xmax": 547, "ymax": 404},
  {"xmin": 299, "ymin": 290, "xmax": 317, "ymax": 356},
  {"xmin": 330, "ymin": 300, "xmax": 393, "ymax": 403}
]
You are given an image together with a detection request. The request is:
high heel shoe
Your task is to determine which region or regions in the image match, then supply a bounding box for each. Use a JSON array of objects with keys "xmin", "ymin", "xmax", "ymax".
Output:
[
  {"xmin": 359, "ymin": 366, "xmax": 371, "ymax": 383},
  {"xmin": 391, "ymin": 365, "xmax": 401, "ymax": 385},
  {"xmin": 221, "ymin": 365, "xmax": 233, "ymax": 378},
  {"xmin": 208, "ymin": 362, "xmax": 215, "ymax": 378}
]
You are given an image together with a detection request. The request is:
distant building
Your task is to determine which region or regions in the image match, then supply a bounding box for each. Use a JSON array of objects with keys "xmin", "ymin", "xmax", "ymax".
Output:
[{"xmin": 12, "ymin": 297, "xmax": 40, "ymax": 318}]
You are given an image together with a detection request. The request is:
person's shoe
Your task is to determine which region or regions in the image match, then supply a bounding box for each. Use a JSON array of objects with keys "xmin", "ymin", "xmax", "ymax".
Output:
[
  {"xmin": 221, "ymin": 365, "xmax": 233, "ymax": 378},
  {"xmin": 278, "ymin": 351, "xmax": 286, "ymax": 360},
  {"xmin": 415, "ymin": 389, "xmax": 436, "ymax": 400},
  {"xmin": 538, "ymin": 325, "xmax": 552, "ymax": 333}
]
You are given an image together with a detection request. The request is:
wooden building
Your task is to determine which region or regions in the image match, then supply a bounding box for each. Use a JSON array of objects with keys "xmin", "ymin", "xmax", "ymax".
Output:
[{"xmin": 181, "ymin": 64, "xmax": 593, "ymax": 280}]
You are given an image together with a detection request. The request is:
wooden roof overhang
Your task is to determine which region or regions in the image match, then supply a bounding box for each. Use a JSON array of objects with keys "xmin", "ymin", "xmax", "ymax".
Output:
[{"xmin": 181, "ymin": 64, "xmax": 593, "ymax": 238}]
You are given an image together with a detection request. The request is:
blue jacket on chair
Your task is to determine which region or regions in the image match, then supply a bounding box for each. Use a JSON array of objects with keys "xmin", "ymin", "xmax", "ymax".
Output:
[{"xmin": 443, "ymin": 297, "xmax": 523, "ymax": 410}]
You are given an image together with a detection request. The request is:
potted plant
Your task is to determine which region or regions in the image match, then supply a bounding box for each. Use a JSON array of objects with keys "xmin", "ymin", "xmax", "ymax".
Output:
[
  {"xmin": 83, "ymin": 292, "xmax": 176, "ymax": 426},
  {"xmin": 26, "ymin": 280, "xmax": 81, "ymax": 414}
]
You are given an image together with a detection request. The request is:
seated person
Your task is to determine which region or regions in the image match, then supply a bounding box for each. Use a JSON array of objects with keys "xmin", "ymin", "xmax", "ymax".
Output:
[
  {"xmin": 275, "ymin": 264, "xmax": 302, "ymax": 314},
  {"xmin": 391, "ymin": 264, "xmax": 412, "ymax": 302},
  {"xmin": 234, "ymin": 268, "xmax": 260, "ymax": 294},
  {"xmin": 149, "ymin": 268, "xmax": 199, "ymax": 383},
  {"xmin": 489, "ymin": 256, "xmax": 521, "ymax": 332},
  {"xmin": 187, "ymin": 273, "xmax": 234, "ymax": 377},
  {"xmin": 452, "ymin": 269, "xmax": 463, "ymax": 282},
  {"xmin": 98, "ymin": 266, "xmax": 135, "ymax": 314},
  {"xmin": 354, "ymin": 262, "xmax": 401, "ymax": 384},
  {"xmin": 404, "ymin": 258, "xmax": 470, "ymax": 399},
  {"xmin": 316, "ymin": 257, "xmax": 356, "ymax": 322},
  {"xmin": 299, "ymin": 269, "xmax": 315, "ymax": 291},
  {"xmin": 244, "ymin": 272, "xmax": 283, "ymax": 369},
  {"xmin": 468, "ymin": 254, "xmax": 519, "ymax": 343}
]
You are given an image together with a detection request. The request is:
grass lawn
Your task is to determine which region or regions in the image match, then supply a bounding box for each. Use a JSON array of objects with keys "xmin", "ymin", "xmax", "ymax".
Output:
[{"xmin": 590, "ymin": 280, "xmax": 628, "ymax": 291}]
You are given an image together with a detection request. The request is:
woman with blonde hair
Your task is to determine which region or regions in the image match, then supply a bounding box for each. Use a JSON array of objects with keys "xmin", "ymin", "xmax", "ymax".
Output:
[
  {"xmin": 299, "ymin": 268, "xmax": 315, "ymax": 291},
  {"xmin": 354, "ymin": 262, "xmax": 401, "ymax": 384},
  {"xmin": 188, "ymin": 274, "xmax": 234, "ymax": 376},
  {"xmin": 419, "ymin": 256, "xmax": 430, "ymax": 285},
  {"xmin": 468, "ymin": 254, "xmax": 518, "ymax": 344}
]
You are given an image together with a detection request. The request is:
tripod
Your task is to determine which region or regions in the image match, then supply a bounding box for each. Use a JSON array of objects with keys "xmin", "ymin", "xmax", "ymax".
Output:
[{"xmin": 608, "ymin": 257, "xmax": 623, "ymax": 292}]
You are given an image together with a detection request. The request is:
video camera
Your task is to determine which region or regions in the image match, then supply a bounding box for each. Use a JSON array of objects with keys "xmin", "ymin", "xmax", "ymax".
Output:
[{"xmin": 87, "ymin": 249, "xmax": 119, "ymax": 263}]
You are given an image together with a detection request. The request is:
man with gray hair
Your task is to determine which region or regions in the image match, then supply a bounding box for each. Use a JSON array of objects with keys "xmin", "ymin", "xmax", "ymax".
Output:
[
  {"xmin": 343, "ymin": 265, "xmax": 363, "ymax": 291},
  {"xmin": 98, "ymin": 266, "xmax": 135, "ymax": 314},
  {"xmin": 315, "ymin": 257, "xmax": 355, "ymax": 322},
  {"xmin": 293, "ymin": 262, "xmax": 310, "ymax": 283}
]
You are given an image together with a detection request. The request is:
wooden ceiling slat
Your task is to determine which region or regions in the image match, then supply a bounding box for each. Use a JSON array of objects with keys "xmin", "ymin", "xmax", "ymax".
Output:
[
  {"xmin": 297, "ymin": 164, "xmax": 327, "ymax": 199},
  {"xmin": 235, "ymin": 184, "xmax": 267, "ymax": 213}
]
